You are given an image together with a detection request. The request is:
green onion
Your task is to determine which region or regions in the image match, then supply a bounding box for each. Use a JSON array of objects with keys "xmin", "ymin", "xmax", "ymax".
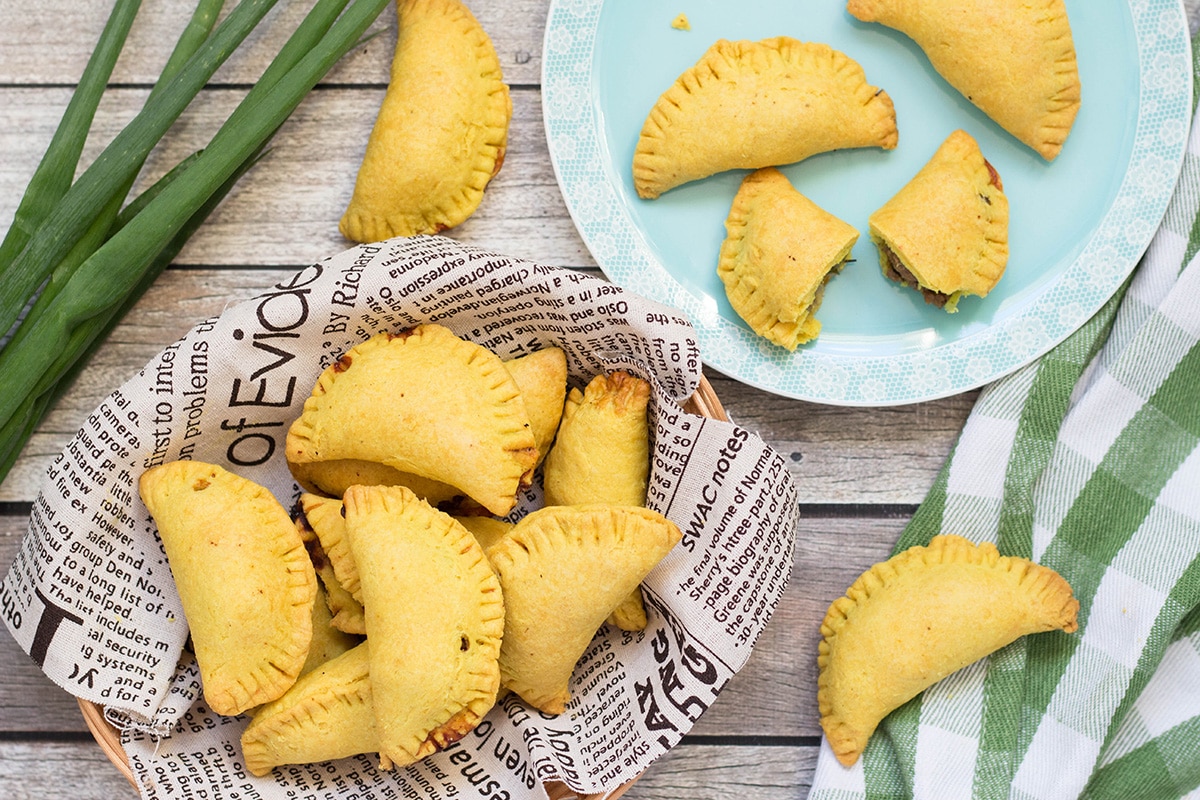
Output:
[
  {"xmin": 0, "ymin": 0, "xmax": 141, "ymax": 289},
  {"xmin": 0, "ymin": 0, "xmax": 389, "ymax": 482},
  {"xmin": 0, "ymin": 0, "xmax": 390, "ymax": 468},
  {"xmin": 115, "ymin": 151, "xmax": 207, "ymax": 230},
  {"xmin": 2, "ymin": 0, "xmax": 226, "ymax": 357},
  {"xmin": 0, "ymin": 146, "xmax": 269, "ymax": 480},
  {"xmin": 0, "ymin": 0, "xmax": 282, "ymax": 340},
  {"xmin": 1, "ymin": 148, "xmax": 203, "ymax": 358},
  {"xmin": 0, "ymin": 396, "xmax": 52, "ymax": 487},
  {"xmin": 152, "ymin": 0, "xmax": 227, "ymax": 99}
]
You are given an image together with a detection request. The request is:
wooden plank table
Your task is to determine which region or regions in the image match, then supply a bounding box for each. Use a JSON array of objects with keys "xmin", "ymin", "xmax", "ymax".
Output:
[{"xmin": 0, "ymin": 1, "xmax": 979, "ymax": 797}]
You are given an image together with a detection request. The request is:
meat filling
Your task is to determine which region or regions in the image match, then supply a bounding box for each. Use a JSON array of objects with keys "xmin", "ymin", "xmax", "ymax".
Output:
[
  {"xmin": 808, "ymin": 259, "xmax": 847, "ymax": 316},
  {"xmin": 881, "ymin": 246, "xmax": 950, "ymax": 309}
]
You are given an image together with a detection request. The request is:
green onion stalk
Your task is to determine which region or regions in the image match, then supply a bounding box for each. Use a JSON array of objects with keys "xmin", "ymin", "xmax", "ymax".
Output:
[
  {"xmin": 0, "ymin": 0, "xmax": 287, "ymax": 341},
  {"xmin": 0, "ymin": 0, "xmax": 142, "ymax": 281},
  {"xmin": 3, "ymin": 0, "xmax": 227, "ymax": 359},
  {"xmin": 0, "ymin": 148, "xmax": 267, "ymax": 479},
  {"xmin": 0, "ymin": 0, "xmax": 391, "ymax": 483}
]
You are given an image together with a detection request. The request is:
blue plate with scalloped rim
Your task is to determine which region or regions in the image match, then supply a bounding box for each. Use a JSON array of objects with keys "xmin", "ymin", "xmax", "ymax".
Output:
[{"xmin": 541, "ymin": 0, "xmax": 1191, "ymax": 405}]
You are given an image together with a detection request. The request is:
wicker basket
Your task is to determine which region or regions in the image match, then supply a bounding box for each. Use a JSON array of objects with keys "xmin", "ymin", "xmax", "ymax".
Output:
[{"xmin": 79, "ymin": 377, "xmax": 727, "ymax": 800}]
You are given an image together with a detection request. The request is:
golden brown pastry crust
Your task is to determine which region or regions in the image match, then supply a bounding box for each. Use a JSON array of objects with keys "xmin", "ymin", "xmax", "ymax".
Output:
[
  {"xmin": 314, "ymin": 557, "xmax": 367, "ymax": 636},
  {"xmin": 543, "ymin": 371, "xmax": 651, "ymax": 509},
  {"xmin": 138, "ymin": 461, "xmax": 316, "ymax": 716},
  {"xmin": 633, "ymin": 37, "xmax": 898, "ymax": 199},
  {"xmin": 300, "ymin": 493, "xmax": 362, "ymax": 605},
  {"xmin": 607, "ymin": 590, "xmax": 649, "ymax": 632},
  {"xmin": 718, "ymin": 168, "xmax": 859, "ymax": 350},
  {"xmin": 503, "ymin": 347, "xmax": 568, "ymax": 465},
  {"xmin": 344, "ymin": 485, "xmax": 504, "ymax": 769},
  {"xmin": 848, "ymin": 0, "xmax": 1080, "ymax": 159},
  {"xmin": 489, "ymin": 505, "xmax": 682, "ymax": 714},
  {"xmin": 817, "ymin": 534, "xmax": 1079, "ymax": 766},
  {"xmin": 287, "ymin": 347, "xmax": 565, "ymax": 498},
  {"xmin": 298, "ymin": 513, "xmax": 367, "ymax": 636},
  {"xmin": 286, "ymin": 325, "xmax": 538, "ymax": 516},
  {"xmin": 241, "ymin": 643, "xmax": 377, "ymax": 776},
  {"xmin": 296, "ymin": 521, "xmax": 363, "ymax": 669},
  {"xmin": 289, "ymin": 459, "xmax": 465, "ymax": 508},
  {"xmin": 542, "ymin": 371, "xmax": 654, "ymax": 631},
  {"xmin": 454, "ymin": 515, "xmax": 514, "ymax": 555},
  {"xmin": 339, "ymin": 0, "xmax": 511, "ymax": 240},
  {"xmin": 868, "ymin": 130, "xmax": 1009, "ymax": 311}
]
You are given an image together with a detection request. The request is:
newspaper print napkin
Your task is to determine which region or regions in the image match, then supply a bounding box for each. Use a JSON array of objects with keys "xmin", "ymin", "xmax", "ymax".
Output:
[
  {"xmin": 1, "ymin": 235, "xmax": 799, "ymax": 800},
  {"xmin": 809, "ymin": 13, "xmax": 1200, "ymax": 800}
]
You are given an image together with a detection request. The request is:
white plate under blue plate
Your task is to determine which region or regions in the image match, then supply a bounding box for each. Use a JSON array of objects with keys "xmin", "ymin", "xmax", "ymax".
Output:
[{"xmin": 542, "ymin": 0, "xmax": 1192, "ymax": 405}]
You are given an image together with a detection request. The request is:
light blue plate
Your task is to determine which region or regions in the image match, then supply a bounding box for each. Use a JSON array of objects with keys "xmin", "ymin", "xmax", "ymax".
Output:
[{"xmin": 542, "ymin": 0, "xmax": 1192, "ymax": 405}]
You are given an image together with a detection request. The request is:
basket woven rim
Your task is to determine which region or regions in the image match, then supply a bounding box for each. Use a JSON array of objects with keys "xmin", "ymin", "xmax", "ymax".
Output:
[{"xmin": 78, "ymin": 376, "xmax": 726, "ymax": 799}]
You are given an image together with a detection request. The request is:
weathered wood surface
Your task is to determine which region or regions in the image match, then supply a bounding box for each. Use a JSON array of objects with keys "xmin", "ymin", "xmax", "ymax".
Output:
[
  {"xmin": 0, "ymin": 1, "xmax": 976, "ymax": 798},
  {"xmin": 0, "ymin": 741, "xmax": 818, "ymax": 800},
  {"xmin": 0, "ymin": 1, "xmax": 550, "ymax": 86},
  {"xmin": 1, "ymin": 87, "xmax": 593, "ymax": 268}
]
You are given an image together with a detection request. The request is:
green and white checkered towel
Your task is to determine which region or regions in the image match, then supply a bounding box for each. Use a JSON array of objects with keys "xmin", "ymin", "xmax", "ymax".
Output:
[{"xmin": 808, "ymin": 15, "xmax": 1200, "ymax": 800}]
